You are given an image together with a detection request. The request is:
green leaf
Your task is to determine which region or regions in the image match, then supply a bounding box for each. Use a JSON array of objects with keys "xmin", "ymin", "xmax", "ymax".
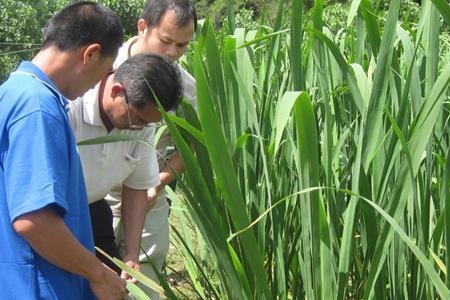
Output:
[
  {"xmin": 347, "ymin": 0, "xmax": 362, "ymax": 27},
  {"xmin": 430, "ymin": 0, "xmax": 450, "ymax": 26},
  {"xmin": 77, "ymin": 134, "xmax": 152, "ymax": 148},
  {"xmin": 95, "ymin": 247, "xmax": 165, "ymax": 296},
  {"xmin": 273, "ymin": 91, "xmax": 301, "ymax": 156},
  {"xmin": 126, "ymin": 281, "xmax": 151, "ymax": 300}
]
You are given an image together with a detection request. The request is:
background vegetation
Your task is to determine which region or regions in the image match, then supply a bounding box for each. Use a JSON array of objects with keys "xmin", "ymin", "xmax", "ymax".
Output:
[
  {"xmin": 165, "ymin": 0, "xmax": 450, "ymax": 299},
  {"xmin": 1, "ymin": 0, "xmax": 382, "ymax": 81},
  {"xmin": 0, "ymin": 0, "xmax": 148, "ymax": 80}
]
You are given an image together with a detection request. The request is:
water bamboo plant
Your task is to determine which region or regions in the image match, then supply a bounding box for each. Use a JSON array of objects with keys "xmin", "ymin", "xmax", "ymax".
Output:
[
  {"xmin": 86, "ymin": 0, "xmax": 450, "ymax": 298},
  {"xmin": 164, "ymin": 0, "xmax": 450, "ymax": 299}
]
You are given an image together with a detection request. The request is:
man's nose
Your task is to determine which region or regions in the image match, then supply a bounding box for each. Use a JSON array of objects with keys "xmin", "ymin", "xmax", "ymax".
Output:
[{"xmin": 166, "ymin": 46, "xmax": 179, "ymax": 61}]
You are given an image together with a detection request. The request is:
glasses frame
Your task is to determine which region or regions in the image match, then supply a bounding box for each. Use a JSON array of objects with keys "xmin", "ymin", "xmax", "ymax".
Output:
[{"xmin": 123, "ymin": 88, "xmax": 154, "ymax": 129}]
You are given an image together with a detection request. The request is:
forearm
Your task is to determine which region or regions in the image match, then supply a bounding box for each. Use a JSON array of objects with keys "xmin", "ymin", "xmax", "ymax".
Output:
[
  {"xmin": 157, "ymin": 151, "xmax": 184, "ymax": 192},
  {"xmin": 120, "ymin": 185, "xmax": 148, "ymax": 259},
  {"xmin": 13, "ymin": 206, "xmax": 104, "ymax": 282}
]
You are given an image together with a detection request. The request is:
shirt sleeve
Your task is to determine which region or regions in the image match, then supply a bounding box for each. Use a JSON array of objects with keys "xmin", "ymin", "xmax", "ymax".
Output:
[
  {"xmin": 5, "ymin": 110, "xmax": 69, "ymax": 222},
  {"xmin": 122, "ymin": 127, "xmax": 160, "ymax": 190},
  {"xmin": 66, "ymin": 99, "xmax": 79, "ymax": 133},
  {"xmin": 179, "ymin": 65, "xmax": 197, "ymax": 108}
]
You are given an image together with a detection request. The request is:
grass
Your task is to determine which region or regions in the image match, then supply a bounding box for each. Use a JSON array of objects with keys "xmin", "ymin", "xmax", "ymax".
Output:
[
  {"xmin": 89, "ymin": 1, "xmax": 450, "ymax": 299},
  {"xmin": 161, "ymin": 0, "xmax": 450, "ymax": 298},
  {"xmin": 165, "ymin": 210, "xmax": 202, "ymax": 300}
]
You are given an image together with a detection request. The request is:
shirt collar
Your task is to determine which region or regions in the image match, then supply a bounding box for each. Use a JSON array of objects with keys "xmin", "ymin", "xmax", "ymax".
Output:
[{"xmin": 82, "ymin": 83, "xmax": 104, "ymax": 127}]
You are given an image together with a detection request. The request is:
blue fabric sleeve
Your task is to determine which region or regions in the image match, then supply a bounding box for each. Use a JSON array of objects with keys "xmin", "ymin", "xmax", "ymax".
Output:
[{"xmin": 5, "ymin": 110, "xmax": 69, "ymax": 222}]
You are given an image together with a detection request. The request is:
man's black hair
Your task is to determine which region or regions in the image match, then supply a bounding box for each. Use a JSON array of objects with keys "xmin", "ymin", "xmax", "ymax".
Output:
[
  {"xmin": 42, "ymin": 1, "xmax": 124, "ymax": 57},
  {"xmin": 141, "ymin": 0, "xmax": 197, "ymax": 32},
  {"xmin": 114, "ymin": 54, "xmax": 183, "ymax": 112}
]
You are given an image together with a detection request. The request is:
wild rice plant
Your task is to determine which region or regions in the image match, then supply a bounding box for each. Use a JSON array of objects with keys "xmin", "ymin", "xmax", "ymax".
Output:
[
  {"xmin": 87, "ymin": 0, "xmax": 450, "ymax": 298},
  {"xmin": 163, "ymin": 0, "xmax": 450, "ymax": 299}
]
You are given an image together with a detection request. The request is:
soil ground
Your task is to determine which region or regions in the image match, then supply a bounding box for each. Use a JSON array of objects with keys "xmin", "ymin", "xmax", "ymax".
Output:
[{"xmin": 163, "ymin": 211, "xmax": 202, "ymax": 299}]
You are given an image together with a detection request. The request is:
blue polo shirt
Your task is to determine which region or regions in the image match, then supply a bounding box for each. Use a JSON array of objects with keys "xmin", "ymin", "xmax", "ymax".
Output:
[{"xmin": 0, "ymin": 62, "xmax": 95, "ymax": 299}]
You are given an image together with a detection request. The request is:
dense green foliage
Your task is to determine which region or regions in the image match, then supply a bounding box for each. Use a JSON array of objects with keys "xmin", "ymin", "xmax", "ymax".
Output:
[
  {"xmin": 0, "ymin": 0, "xmax": 59, "ymax": 81},
  {"xmin": 0, "ymin": 0, "xmax": 372, "ymax": 81},
  {"xmin": 0, "ymin": 0, "xmax": 145, "ymax": 82},
  {"xmin": 195, "ymin": 0, "xmax": 274, "ymax": 25},
  {"xmin": 164, "ymin": 0, "xmax": 450, "ymax": 299}
]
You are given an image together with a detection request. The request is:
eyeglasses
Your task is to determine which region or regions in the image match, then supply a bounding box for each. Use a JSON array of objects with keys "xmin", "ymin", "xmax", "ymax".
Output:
[{"xmin": 123, "ymin": 89, "xmax": 154, "ymax": 130}]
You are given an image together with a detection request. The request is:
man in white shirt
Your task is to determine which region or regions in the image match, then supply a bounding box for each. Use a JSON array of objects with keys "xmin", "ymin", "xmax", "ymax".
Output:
[
  {"xmin": 68, "ymin": 54, "xmax": 183, "ymax": 280},
  {"xmin": 107, "ymin": 0, "xmax": 197, "ymax": 297}
]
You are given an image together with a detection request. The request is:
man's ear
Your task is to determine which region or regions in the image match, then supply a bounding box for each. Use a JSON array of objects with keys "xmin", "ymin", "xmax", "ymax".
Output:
[
  {"xmin": 110, "ymin": 82, "xmax": 124, "ymax": 99},
  {"xmin": 82, "ymin": 43, "xmax": 101, "ymax": 65},
  {"xmin": 137, "ymin": 19, "xmax": 148, "ymax": 37}
]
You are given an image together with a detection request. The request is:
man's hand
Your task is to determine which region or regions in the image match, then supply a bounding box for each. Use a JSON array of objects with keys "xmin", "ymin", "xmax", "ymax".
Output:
[
  {"xmin": 121, "ymin": 254, "xmax": 141, "ymax": 283},
  {"xmin": 13, "ymin": 207, "xmax": 127, "ymax": 300},
  {"xmin": 147, "ymin": 187, "xmax": 159, "ymax": 210},
  {"xmin": 89, "ymin": 264, "xmax": 127, "ymax": 299}
]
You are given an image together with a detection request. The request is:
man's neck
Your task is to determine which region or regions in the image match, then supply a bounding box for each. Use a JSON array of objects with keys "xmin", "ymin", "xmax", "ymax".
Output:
[
  {"xmin": 97, "ymin": 73, "xmax": 114, "ymax": 132},
  {"xmin": 128, "ymin": 36, "xmax": 141, "ymax": 58},
  {"xmin": 32, "ymin": 47, "xmax": 79, "ymax": 99}
]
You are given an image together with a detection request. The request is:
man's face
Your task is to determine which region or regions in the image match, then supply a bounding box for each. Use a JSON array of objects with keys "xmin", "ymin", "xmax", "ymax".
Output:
[
  {"xmin": 86, "ymin": 55, "xmax": 115, "ymax": 92},
  {"xmin": 62, "ymin": 44, "xmax": 116, "ymax": 100},
  {"xmin": 126, "ymin": 101, "xmax": 162, "ymax": 129},
  {"xmin": 110, "ymin": 95, "xmax": 162, "ymax": 131},
  {"xmin": 69, "ymin": 53, "xmax": 116, "ymax": 100},
  {"xmin": 142, "ymin": 9, "xmax": 194, "ymax": 61}
]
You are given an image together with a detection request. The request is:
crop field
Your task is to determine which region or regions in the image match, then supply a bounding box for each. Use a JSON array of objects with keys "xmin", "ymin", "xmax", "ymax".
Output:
[{"xmin": 162, "ymin": 0, "xmax": 450, "ymax": 299}]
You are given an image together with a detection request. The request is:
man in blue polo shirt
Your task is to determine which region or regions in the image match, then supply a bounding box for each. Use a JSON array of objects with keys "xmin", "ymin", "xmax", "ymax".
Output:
[{"xmin": 0, "ymin": 2, "xmax": 127, "ymax": 299}]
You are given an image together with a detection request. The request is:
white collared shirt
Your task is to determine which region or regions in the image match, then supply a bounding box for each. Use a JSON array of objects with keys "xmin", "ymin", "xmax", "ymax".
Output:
[{"xmin": 68, "ymin": 85, "xmax": 160, "ymax": 204}]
